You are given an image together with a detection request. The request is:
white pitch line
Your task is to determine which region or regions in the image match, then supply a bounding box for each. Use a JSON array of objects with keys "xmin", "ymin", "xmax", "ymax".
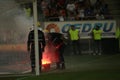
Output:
[{"xmin": 16, "ymin": 76, "xmax": 29, "ymax": 80}]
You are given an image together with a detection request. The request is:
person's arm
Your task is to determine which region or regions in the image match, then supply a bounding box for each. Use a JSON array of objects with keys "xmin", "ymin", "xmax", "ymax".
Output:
[
  {"xmin": 67, "ymin": 29, "xmax": 72, "ymax": 45},
  {"xmin": 91, "ymin": 28, "xmax": 95, "ymax": 40},
  {"xmin": 41, "ymin": 32, "xmax": 46, "ymax": 52},
  {"xmin": 100, "ymin": 30, "xmax": 102, "ymax": 37},
  {"xmin": 78, "ymin": 30, "xmax": 80, "ymax": 40},
  {"xmin": 27, "ymin": 32, "xmax": 31, "ymax": 51},
  {"xmin": 67, "ymin": 29, "xmax": 71, "ymax": 40}
]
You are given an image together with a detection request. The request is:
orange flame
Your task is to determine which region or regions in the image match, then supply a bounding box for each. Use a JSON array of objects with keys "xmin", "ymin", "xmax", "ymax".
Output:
[
  {"xmin": 42, "ymin": 59, "xmax": 51, "ymax": 65},
  {"xmin": 41, "ymin": 42, "xmax": 60, "ymax": 65}
]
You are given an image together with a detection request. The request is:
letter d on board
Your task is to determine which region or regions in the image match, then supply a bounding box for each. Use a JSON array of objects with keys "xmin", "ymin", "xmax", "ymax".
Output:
[{"xmin": 82, "ymin": 24, "xmax": 91, "ymax": 32}]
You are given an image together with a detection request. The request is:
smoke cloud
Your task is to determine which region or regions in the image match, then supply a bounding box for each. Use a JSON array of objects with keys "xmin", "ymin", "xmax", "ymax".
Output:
[{"xmin": 0, "ymin": 0, "xmax": 33, "ymax": 44}]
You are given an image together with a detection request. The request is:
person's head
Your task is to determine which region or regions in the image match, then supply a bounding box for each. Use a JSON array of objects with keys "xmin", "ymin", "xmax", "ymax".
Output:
[
  {"xmin": 29, "ymin": 25, "xmax": 34, "ymax": 31},
  {"xmin": 71, "ymin": 25, "xmax": 75, "ymax": 30},
  {"xmin": 95, "ymin": 25, "xmax": 100, "ymax": 30},
  {"xmin": 38, "ymin": 27, "xmax": 43, "ymax": 31}
]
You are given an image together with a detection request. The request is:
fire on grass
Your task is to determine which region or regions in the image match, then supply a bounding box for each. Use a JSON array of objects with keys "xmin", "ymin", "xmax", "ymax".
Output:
[
  {"xmin": 0, "ymin": 44, "xmax": 59, "ymax": 71},
  {"xmin": 42, "ymin": 43, "xmax": 59, "ymax": 70}
]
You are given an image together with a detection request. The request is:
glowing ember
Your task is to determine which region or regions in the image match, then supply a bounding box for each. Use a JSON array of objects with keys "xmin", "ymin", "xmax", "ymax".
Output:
[
  {"xmin": 41, "ymin": 39, "xmax": 60, "ymax": 68},
  {"xmin": 42, "ymin": 57, "xmax": 51, "ymax": 71},
  {"xmin": 42, "ymin": 51, "xmax": 51, "ymax": 65},
  {"xmin": 42, "ymin": 59, "xmax": 51, "ymax": 65}
]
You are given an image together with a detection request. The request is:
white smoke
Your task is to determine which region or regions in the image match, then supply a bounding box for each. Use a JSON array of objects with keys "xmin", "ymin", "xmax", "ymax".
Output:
[{"xmin": 0, "ymin": 0, "xmax": 33, "ymax": 44}]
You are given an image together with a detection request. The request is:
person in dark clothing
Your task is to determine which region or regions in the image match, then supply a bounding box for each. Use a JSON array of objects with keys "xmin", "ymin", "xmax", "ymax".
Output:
[
  {"xmin": 27, "ymin": 28, "xmax": 46, "ymax": 73},
  {"xmin": 53, "ymin": 33, "xmax": 66, "ymax": 69},
  {"xmin": 48, "ymin": 33, "xmax": 66, "ymax": 69}
]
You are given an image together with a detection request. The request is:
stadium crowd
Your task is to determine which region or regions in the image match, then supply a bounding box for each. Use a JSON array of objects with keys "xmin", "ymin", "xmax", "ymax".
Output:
[
  {"xmin": 0, "ymin": 0, "xmax": 114, "ymax": 44},
  {"xmin": 23, "ymin": 0, "xmax": 113, "ymax": 21}
]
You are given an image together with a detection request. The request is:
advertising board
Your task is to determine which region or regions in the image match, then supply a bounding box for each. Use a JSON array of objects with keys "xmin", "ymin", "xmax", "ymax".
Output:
[{"xmin": 44, "ymin": 20, "xmax": 116, "ymax": 39}]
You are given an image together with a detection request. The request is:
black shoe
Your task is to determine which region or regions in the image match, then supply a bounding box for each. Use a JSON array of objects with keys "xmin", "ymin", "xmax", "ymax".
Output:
[
  {"xmin": 61, "ymin": 66, "xmax": 65, "ymax": 69},
  {"xmin": 56, "ymin": 63, "xmax": 60, "ymax": 69},
  {"xmin": 31, "ymin": 68, "xmax": 35, "ymax": 73},
  {"xmin": 56, "ymin": 66, "xmax": 60, "ymax": 69},
  {"xmin": 61, "ymin": 63, "xmax": 65, "ymax": 69}
]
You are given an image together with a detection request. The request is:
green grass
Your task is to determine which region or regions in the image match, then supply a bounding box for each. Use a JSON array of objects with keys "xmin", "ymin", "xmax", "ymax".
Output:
[
  {"xmin": 19, "ymin": 70, "xmax": 120, "ymax": 80},
  {"xmin": 0, "ymin": 54, "xmax": 120, "ymax": 80}
]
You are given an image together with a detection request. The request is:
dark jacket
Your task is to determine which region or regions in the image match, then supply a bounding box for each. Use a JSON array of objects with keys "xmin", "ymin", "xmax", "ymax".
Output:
[{"xmin": 27, "ymin": 30, "xmax": 46, "ymax": 59}]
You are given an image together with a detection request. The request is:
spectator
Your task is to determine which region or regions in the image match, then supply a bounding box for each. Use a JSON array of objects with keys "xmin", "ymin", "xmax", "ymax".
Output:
[
  {"xmin": 43, "ymin": 8, "xmax": 50, "ymax": 21},
  {"xmin": 100, "ymin": 1, "xmax": 110, "ymax": 19},
  {"xmin": 56, "ymin": 0, "xmax": 67, "ymax": 10},
  {"xmin": 49, "ymin": 8, "xmax": 59, "ymax": 21},
  {"xmin": 24, "ymin": 4, "xmax": 32, "ymax": 17},
  {"xmin": 66, "ymin": 1, "xmax": 76, "ymax": 17},
  {"xmin": 85, "ymin": 0, "xmax": 91, "ymax": 8},
  {"xmin": 68, "ymin": 12, "xmax": 75, "ymax": 21},
  {"xmin": 84, "ymin": 6, "xmax": 94, "ymax": 20},
  {"xmin": 94, "ymin": 0, "xmax": 102, "ymax": 9},
  {"xmin": 77, "ymin": 0, "xmax": 86, "ymax": 7},
  {"xmin": 58, "ymin": 9, "xmax": 67, "ymax": 21},
  {"xmin": 90, "ymin": 0, "xmax": 96, "ymax": 6},
  {"xmin": 95, "ymin": 11, "xmax": 105, "ymax": 20},
  {"xmin": 100, "ymin": 1, "xmax": 109, "ymax": 15},
  {"xmin": 76, "ymin": 6, "xmax": 85, "ymax": 20},
  {"xmin": 41, "ymin": 0, "xmax": 49, "ymax": 11},
  {"xmin": 50, "ymin": 0, "xmax": 57, "ymax": 9}
]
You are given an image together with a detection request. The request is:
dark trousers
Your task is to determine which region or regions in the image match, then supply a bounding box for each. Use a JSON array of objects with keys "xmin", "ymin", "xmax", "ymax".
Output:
[
  {"xmin": 93, "ymin": 40, "xmax": 102, "ymax": 54},
  {"xmin": 71, "ymin": 40, "xmax": 81, "ymax": 54},
  {"xmin": 56, "ymin": 44, "xmax": 66, "ymax": 69},
  {"xmin": 30, "ymin": 48, "xmax": 42, "ymax": 72}
]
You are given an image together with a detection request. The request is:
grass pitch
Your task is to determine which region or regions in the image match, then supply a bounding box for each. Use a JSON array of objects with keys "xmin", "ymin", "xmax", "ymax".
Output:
[{"xmin": 0, "ymin": 54, "xmax": 120, "ymax": 80}]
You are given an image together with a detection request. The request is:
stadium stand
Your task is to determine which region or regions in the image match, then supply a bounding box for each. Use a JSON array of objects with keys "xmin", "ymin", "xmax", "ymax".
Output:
[{"xmin": 21, "ymin": 0, "xmax": 114, "ymax": 21}]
